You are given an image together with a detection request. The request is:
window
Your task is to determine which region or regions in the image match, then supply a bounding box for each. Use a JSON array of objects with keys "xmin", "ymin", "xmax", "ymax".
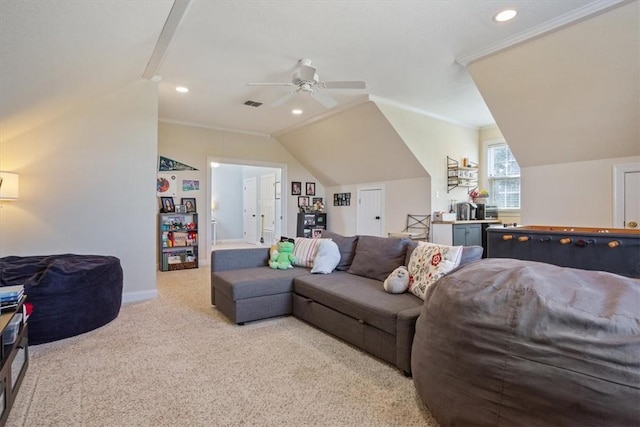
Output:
[{"xmin": 487, "ymin": 143, "xmax": 520, "ymax": 209}]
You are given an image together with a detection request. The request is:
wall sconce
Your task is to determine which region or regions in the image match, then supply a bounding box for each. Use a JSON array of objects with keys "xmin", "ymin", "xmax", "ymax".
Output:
[{"xmin": 0, "ymin": 172, "xmax": 19, "ymax": 201}]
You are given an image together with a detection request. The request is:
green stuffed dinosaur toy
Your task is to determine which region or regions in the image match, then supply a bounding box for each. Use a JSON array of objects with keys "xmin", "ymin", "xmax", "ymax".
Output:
[{"xmin": 269, "ymin": 240, "xmax": 296, "ymax": 269}]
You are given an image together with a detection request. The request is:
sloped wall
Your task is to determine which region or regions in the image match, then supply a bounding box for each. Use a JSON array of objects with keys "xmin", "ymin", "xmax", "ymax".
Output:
[
  {"xmin": 275, "ymin": 101, "xmax": 428, "ymax": 186},
  {"xmin": 467, "ymin": 2, "xmax": 639, "ymax": 227},
  {"xmin": 376, "ymin": 102, "xmax": 479, "ymax": 213},
  {"xmin": 467, "ymin": 2, "xmax": 639, "ymax": 168}
]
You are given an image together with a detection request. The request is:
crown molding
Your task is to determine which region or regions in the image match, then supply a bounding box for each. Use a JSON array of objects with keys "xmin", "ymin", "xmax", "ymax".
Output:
[
  {"xmin": 456, "ymin": 0, "xmax": 626, "ymax": 66},
  {"xmin": 369, "ymin": 95, "xmax": 480, "ymax": 130},
  {"xmin": 158, "ymin": 118, "xmax": 272, "ymax": 138}
]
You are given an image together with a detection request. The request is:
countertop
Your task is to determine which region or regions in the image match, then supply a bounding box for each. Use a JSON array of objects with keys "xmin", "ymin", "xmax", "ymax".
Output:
[{"xmin": 432, "ymin": 219, "xmax": 502, "ymax": 225}]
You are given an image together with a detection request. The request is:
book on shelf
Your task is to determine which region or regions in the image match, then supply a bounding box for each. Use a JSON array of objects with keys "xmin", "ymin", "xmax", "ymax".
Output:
[{"xmin": 0, "ymin": 285, "xmax": 24, "ymax": 298}]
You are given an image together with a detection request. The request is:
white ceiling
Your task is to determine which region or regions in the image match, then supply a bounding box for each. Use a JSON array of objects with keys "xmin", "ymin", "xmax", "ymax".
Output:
[{"xmin": 0, "ymin": 0, "xmax": 624, "ymax": 142}]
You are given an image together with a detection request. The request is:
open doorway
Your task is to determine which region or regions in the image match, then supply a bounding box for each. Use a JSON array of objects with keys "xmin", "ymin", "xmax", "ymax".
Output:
[{"xmin": 208, "ymin": 159, "xmax": 286, "ymax": 254}]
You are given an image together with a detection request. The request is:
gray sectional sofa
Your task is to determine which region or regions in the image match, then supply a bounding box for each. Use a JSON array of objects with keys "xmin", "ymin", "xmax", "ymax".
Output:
[{"xmin": 211, "ymin": 231, "xmax": 483, "ymax": 375}]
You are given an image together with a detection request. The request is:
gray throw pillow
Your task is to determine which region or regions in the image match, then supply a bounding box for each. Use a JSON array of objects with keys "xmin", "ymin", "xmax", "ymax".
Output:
[
  {"xmin": 320, "ymin": 230, "xmax": 359, "ymax": 271},
  {"xmin": 348, "ymin": 235, "xmax": 409, "ymax": 282}
]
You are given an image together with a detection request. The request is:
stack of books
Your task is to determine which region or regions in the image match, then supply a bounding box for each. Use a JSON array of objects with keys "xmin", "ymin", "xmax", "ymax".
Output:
[{"xmin": 0, "ymin": 285, "xmax": 24, "ymax": 312}]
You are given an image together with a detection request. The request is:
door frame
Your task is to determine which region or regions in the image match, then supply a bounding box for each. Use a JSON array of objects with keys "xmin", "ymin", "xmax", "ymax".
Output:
[
  {"xmin": 612, "ymin": 162, "xmax": 640, "ymax": 228},
  {"xmin": 356, "ymin": 184, "xmax": 385, "ymax": 236},
  {"xmin": 207, "ymin": 156, "xmax": 287, "ymax": 258},
  {"xmin": 243, "ymin": 176, "xmax": 258, "ymax": 244}
]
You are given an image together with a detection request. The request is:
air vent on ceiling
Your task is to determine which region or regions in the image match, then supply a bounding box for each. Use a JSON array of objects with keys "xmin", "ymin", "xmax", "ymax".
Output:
[{"xmin": 244, "ymin": 100, "xmax": 263, "ymax": 107}]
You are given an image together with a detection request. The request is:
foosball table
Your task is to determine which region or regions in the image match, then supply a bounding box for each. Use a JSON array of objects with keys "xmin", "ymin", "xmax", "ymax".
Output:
[{"xmin": 486, "ymin": 225, "xmax": 640, "ymax": 278}]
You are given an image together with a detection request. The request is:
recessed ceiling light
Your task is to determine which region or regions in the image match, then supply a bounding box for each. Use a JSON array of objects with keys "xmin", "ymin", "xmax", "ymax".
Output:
[
  {"xmin": 176, "ymin": 86, "xmax": 189, "ymax": 93},
  {"xmin": 292, "ymin": 109, "xmax": 303, "ymax": 115},
  {"xmin": 494, "ymin": 9, "xmax": 517, "ymax": 22}
]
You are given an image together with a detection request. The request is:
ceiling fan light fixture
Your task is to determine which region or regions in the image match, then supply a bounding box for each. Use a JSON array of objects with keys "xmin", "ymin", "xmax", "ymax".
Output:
[{"xmin": 494, "ymin": 9, "xmax": 517, "ymax": 22}]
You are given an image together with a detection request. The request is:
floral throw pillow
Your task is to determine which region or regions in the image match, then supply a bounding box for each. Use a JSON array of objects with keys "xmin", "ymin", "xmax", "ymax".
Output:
[{"xmin": 407, "ymin": 242, "xmax": 463, "ymax": 300}]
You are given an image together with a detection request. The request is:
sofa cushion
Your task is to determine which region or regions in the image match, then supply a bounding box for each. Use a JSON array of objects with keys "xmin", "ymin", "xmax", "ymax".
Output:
[
  {"xmin": 294, "ymin": 271, "xmax": 422, "ymax": 335},
  {"xmin": 348, "ymin": 235, "xmax": 409, "ymax": 282},
  {"xmin": 310, "ymin": 240, "xmax": 341, "ymax": 274},
  {"xmin": 320, "ymin": 230, "xmax": 359, "ymax": 271},
  {"xmin": 407, "ymin": 242, "xmax": 463, "ymax": 300},
  {"xmin": 293, "ymin": 237, "xmax": 328, "ymax": 268},
  {"xmin": 213, "ymin": 267, "xmax": 310, "ymax": 301},
  {"xmin": 405, "ymin": 241, "xmax": 483, "ymax": 267}
]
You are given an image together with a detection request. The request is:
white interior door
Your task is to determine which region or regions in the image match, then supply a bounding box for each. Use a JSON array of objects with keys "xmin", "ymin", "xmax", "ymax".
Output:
[
  {"xmin": 624, "ymin": 171, "xmax": 640, "ymax": 229},
  {"xmin": 356, "ymin": 187, "xmax": 384, "ymax": 236},
  {"xmin": 260, "ymin": 173, "xmax": 276, "ymax": 244},
  {"xmin": 243, "ymin": 177, "xmax": 257, "ymax": 244}
]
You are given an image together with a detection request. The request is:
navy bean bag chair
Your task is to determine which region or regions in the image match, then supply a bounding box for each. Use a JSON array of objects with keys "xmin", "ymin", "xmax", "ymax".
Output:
[
  {"xmin": 0, "ymin": 254, "xmax": 123, "ymax": 345},
  {"xmin": 412, "ymin": 258, "xmax": 640, "ymax": 427}
]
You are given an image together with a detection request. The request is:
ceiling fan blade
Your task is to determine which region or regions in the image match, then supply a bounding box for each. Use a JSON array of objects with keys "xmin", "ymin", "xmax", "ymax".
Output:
[
  {"xmin": 311, "ymin": 91, "xmax": 337, "ymax": 109},
  {"xmin": 323, "ymin": 80, "xmax": 366, "ymax": 89},
  {"xmin": 272, "ymin": 92, "xmax": 295, "ymax": 107},
  {"xmin": 247, "ymin": 83, "xmax": 295, "ymax": 87}
]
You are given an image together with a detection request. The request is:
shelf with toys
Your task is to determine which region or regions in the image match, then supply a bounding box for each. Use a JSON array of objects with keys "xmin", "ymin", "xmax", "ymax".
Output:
[{"xmin": 159, "ymin": 212, "xmax": 198, "ymax": 271}]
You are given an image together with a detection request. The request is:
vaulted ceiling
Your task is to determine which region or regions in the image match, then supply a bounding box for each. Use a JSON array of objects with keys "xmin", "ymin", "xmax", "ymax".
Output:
[{"xmin": 1, "ymin": 0, "xmax": 626, "ymax": 144}]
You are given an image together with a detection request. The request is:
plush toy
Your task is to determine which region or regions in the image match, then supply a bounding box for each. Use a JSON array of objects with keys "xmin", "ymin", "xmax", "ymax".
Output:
[
  {"xmin": 269, "ymin": 241, "xmax": 297, "ymax": 270},
  {"xmin": 383, "ymin": 266, "xmax": 411, "ymax": 294}
]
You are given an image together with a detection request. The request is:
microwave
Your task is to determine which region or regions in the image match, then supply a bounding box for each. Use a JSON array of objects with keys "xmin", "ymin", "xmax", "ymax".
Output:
[{"xmin": 477, "ymin": 204, "xmax": 498, "ymax": 220}]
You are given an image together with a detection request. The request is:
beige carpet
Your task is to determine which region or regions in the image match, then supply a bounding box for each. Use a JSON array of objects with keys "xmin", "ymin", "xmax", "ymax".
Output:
[{"xmin": 7, "ymin": 266, "xmax": 438, "ymax": 426}]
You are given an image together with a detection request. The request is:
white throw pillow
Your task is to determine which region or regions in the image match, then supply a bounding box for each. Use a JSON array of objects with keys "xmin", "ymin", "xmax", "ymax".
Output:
[
  {"xmin": 293, "ymin": 237, "xmax": 328, "ymax": 268},
  {"xmin": 407, "ymin": 241, "xmax": 463, "ymax": 300},
  {"xmin": 311, "ymin": 240, "xmax": 341, "ymax": 274}
]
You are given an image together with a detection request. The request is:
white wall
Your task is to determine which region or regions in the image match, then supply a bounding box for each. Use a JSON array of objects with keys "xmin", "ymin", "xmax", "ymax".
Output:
[
  {"xmin": 0, "ymin": 80, "xmax": 158, "ymax": 302},
  {"xmin": 325, "ymin": 177, "xmax": 430, "ymax": 236},
  {"xmin": 521, "ymin": 156, "xmax": 640, "ymax": 227},
  {"xmin": 467, "ymin": 2, "xmax": 639, "ymax": 168},
  {"xmin": 158, "ymin": 121, "xmax": 319, "ymax": 240},
  {"xmin": 376, "ymin": 102, "xmax": 480, "ymax": 214},
  {"xmin": 211, "ymin": 164, "xmax": 244, "ymax": 241}
]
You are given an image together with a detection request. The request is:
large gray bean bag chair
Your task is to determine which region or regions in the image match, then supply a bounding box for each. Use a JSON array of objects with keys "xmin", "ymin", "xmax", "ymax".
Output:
[{"xmin": 412, "ymin": 258, "xmax": 640, "ymax": 427}]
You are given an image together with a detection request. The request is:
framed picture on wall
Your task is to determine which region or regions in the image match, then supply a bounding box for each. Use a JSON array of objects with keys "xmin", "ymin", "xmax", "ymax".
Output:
[
  {"xmin": 292, "ymin": 181, "xmax": 302, "ymax": 195},
  {"xmin": 160, "ymin": 197, "xmax": 175, "ymax": 213},
  {"xmin": 298, "ymin": 196, "xmax": 309, "ymax": 208},
  {"xmin": 157, "ymin": 173, "xmax": 177, "ymax": 197},
  {"xmin": 306, "ymin": 182, "xmax": 315, "ymax": 196},
  {"xmin": 181, "ymin": 197, "xmax": 197, "ymax": 213}
]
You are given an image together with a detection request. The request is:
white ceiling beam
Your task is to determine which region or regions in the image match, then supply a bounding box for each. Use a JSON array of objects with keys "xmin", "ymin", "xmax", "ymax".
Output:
[{"xmin": 142, "ymin": 0, "xmax": 192, "ymax": 79}]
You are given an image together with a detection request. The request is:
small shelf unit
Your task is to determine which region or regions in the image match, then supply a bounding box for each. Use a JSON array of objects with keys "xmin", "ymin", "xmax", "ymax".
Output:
[
  {"xmin": 159, "ymin": 212, "xmax": 199, "ymax": 271},
  {"xmin": 447, "ymin": 156, "xmax": 478, "ymax": 193}
]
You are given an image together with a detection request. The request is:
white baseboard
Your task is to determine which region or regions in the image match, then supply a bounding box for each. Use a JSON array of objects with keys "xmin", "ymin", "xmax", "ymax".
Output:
[
  {"xmin": 218, "ymin": 238, "xmax": 244, "ymax": 244},
  {"xmin": 122, "ymin": 289, "xmax": 158, "ymax": 304}
]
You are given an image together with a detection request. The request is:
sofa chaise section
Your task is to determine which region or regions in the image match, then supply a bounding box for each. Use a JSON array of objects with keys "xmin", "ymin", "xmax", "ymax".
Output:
[
  {"xmin": 211, "ymin": 248, "xmax": 309, "ymax": 324},
  {"xmin": 293, "ymin": 271, "xmax": 422, "ymax": 374}
]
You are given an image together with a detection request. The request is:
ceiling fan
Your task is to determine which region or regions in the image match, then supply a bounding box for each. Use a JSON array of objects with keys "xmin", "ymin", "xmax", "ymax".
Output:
[{"xmin": 247, "ymin": 59, "xmax": 366, "ymax": 109}]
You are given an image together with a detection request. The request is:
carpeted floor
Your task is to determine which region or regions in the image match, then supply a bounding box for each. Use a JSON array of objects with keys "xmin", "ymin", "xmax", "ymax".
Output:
[{"xmin": 6, "ymin": 266, "xmax": 438, "ymax": 426}]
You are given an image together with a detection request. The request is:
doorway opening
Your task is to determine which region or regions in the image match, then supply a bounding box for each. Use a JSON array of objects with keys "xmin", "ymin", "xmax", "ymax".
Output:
[{"xmin": 209, "ymin": 159, "xmax": 286, "ymax": 255}]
